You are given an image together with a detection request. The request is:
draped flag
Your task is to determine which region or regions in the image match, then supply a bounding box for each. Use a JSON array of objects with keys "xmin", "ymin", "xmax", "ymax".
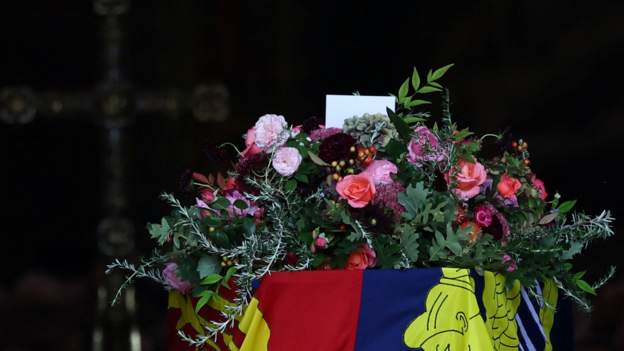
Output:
[{"xmin": 168, "ymin": 268, "xmax": 566, "ymax": 351}]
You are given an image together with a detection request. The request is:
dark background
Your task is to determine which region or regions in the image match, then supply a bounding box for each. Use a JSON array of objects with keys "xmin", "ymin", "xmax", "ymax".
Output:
[{"xmin": 1, "ymin": 1, "xmax": 623, "ymax": 350}]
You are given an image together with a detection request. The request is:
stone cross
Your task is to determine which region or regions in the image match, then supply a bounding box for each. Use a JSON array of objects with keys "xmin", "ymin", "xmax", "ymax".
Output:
[{"xmin": 0, "ymin": 1, "xmax": 228, "ymax": 350}]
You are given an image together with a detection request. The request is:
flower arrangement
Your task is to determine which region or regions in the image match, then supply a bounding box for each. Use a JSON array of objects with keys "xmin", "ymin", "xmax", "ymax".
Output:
[{"xmin": 108, "ymin": 64, "xmax": 615, "ymax": 345}]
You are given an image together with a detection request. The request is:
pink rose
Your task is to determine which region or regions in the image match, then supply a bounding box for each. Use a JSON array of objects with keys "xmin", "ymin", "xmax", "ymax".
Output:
[
  {"xmin": 254, "ymin": 114, "xmax": 288, "ymax": 151},
  {"xmin": 502, "ymin": 254, "xmax": 517, "ymax": 273},
  {"xmin": 531, "ymin": 175, "xmax": 548, "ymax": 200},
  {"xmin": 241, "ymin": 127, "xmax": 262, "ymax": 157},
  {"xmin": 163, "ymin": 262, "xmax": 192, "ymax": 294},
  {"xmin": 272, "ymin": 147, "xmax": 302, "ymax": 176},
  {"xmin": 497, "ymin": 174, "xmax": 522, "ymax": 199},
  {"xmin": 407, "ymin": 126, "xmax": 445, "ymax": 165},
  {"xmin": 346, "ymin": 244, "xmax": 377, "ymax": 270},
  {"xmin": 364, "ymin": 160, "xmax": 398, "ymax": 185},
  {"xmin": 292, "ymin": 125, "xmax": 303, "ymax": 136},
  {"xmin": 199, "ymin": 188, "xmax": 215, "ymax": 203},
  {"xmin": 452, "ymin": 159, "xmax": 487, "ymax": 200},
  {"xmin": 314, "ymin": 235, "xmax": 329, "ymax": 250},
  {"xmin": 474, "ymin": 204, "xmax": 493, "ymax": 227},
  {"xmin": 336, "ymin": 173, "xmax": 376, "ymax": 208}
]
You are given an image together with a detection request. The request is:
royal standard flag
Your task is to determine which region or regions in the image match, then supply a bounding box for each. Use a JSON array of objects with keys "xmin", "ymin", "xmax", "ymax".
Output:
[{"xmin": 168, "ymin": 268, "xmax": 568, "ymax": 351}]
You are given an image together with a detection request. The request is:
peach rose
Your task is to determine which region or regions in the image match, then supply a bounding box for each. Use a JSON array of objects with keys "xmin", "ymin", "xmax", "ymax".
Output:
[
  {"xmin": 346, "ymin": 244, "xmax": 377, "ymax": 270},
  {"xmin": 497, "ymin": 174, "xmax": 522, "ymax": 198},
  {"xmin": 452, "ymin": 159, "xmax": 487, "ymax": 200},
  {"xmin": 461, "ymin": 221, "xmax": 482, "ymax": 243},
  {"xmin": 335, "ymin": 173, "xmax": 376, "ymax": 208}
]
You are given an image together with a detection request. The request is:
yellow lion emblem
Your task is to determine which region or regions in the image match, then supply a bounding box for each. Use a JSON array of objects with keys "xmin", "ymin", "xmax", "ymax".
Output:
[{"xmin": 404, "ymin": 268, "xmax": 494, "ymax": 350}]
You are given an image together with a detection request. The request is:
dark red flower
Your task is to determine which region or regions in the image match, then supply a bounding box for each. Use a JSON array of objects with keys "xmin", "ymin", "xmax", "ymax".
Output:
[
  {"xmin": 302, "ymin": 116, "xmax": 321, "ymax": 134},
  {"xmin": 235, "ymin": 153, "xmax": 269, "ymax": 177},
  {"xmin": 318, "ymin": 133, "xmax": 356, "ymax": 162}
]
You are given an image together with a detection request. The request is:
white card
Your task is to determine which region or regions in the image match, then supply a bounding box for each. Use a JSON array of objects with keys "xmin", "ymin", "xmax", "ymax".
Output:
[{"xmin": 325, "ymin": 95, "xmax": 396, "ymax": 128}]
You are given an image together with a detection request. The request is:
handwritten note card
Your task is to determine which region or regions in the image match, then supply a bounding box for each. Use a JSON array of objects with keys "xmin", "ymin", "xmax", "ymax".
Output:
[{"xmin": 325, "ymin": 95, "xmax": 395, "ymax": 128}]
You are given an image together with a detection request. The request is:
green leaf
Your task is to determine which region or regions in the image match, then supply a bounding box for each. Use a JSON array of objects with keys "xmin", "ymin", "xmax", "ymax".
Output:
[
  {"xmin": 308, "ymin": 151, "xmax": 329, "ymax": 166},
  {"xmin": 411, "ymin": 67, "xmax": 421, "ymax": 91},
  {"xmin": 400, "ymin": 226, "xmax": 420, "ymax": 262},
  {"xmin": 398, "ymin": 78, "xmax": 410, "ymax": 100},
  {"xmin": 201, "ymin": 273, "xmax": 223, "ymax": 285},
  {"xmin": 558, "ymin": 200, "xmax": 577, "ymax": 214},
  {"xmin": 147, "ymin": 218, "xmax": 170, "ymax": 245},
  {"xmin": 426, "ymin": 69, "xmax": 433, "ymax": 82},
  {"xmin": 574, "ymin": 271, "xmax": 586, "ymax": 280},
  {"xmin": 197, "ymin": 255, "xmax": 220, "ymax": 279},
  {"xmin": 241, "ymin": 217, "xmax": 256, "ymax": 237},
  {"xmin": 398, "ymin": 182, "xmax": 431, "ymax": 220},
  {"xmin": 408, "ymin": 99, "xmax": 431, "ymax": 108},
  {"xmin": 294, "ymin": 174, "xmax": 309, "ymax": 184},
  {"xmin": 576, "ymin": 279, "xmax": 596, "ymax": 295},
  {"xmin": 447, "ymin": 241, "xmax": 462, "ymax": 256},
  {"xmin": 383, "ymin": 139, "xmax": 406, "ymax": 159},
  {"xmin": 429, "ymin": 81, "xmax": 443, "ymax": 89},
  {"xmin": 195, "ymin": 290, "xmax": 214, "ymax": 312},
  {"xmin": 221, "ymin": 266, "xmax": 237, "ymax": 289},
  {"xmin": 431, "ymin": 63, "xmax": 455, "ymax": 81},
  {"xmin": 561, "ymin": 241, "xmax": 583, "ymax": 260},
  {"xmin": 233, "ymin": 199, "xmax": 248, "ymax": 210},
  {"xmin": 202, "ymin": 215, "xmax": 222, "ymax": 227},
  {"xmin": 417, "ymin": 86, "xmax": 442, "ymax": 94},
  {"xmin": 403, "ymin": 116, "xmax": 426, "ymax": 124},
  {"xmin": 387, "ymin": 108, "xmax": 411, "ymax": 140},
  {"xmin": 212, "ymin": 197, "xmax": 230, "ymax": 210},
  {"xmin": 539, "ymin": 211, "xmax": 559, "ymax": 225},
  {"xmin": 285, "ymin": 179, "xmax": 297, "ymax": 193}
]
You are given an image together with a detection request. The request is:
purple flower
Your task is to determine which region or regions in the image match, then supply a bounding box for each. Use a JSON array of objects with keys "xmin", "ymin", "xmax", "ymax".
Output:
[
  {"xmin": 225, "ymin": 190, "xmax": 260, "ymax": 218},
  {"xmin": 496, "ymin": 194, "xmax": 519, "ymax": 208},
  {"xmin": 163, "ymin": 262, "xmax": 192, "ymax": 294},
  {"xmin": 480, "ymin": 178, "xmax": 493, "ymax": 195},
  {"xmin": 372, "ymin": 181, "xmax": 405, "ymax": 221},
  {"xmin": 407, "ymin": 126, "xmax": 446, "ymax": 165}
]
